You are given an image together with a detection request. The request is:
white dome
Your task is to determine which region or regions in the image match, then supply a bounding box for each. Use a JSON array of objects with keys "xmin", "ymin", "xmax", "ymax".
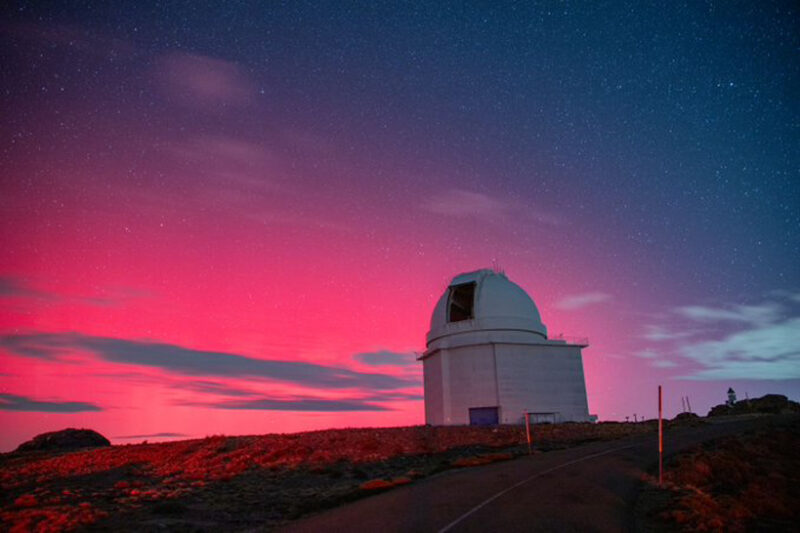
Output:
[{"xmin": 427, "ymin": 269, "xmax": 547, "ymax": 346}]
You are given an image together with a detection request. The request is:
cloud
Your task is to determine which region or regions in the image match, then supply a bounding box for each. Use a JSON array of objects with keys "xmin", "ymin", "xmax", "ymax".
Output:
[
  {"xmin": 0, "ymin": 277, "xmax": 56, "ymax": 301},
  {"xmin": 765, "ymin": 289, "xmax": 800, "ymax": 303},
  {"xmin": 634, "ymin": 293, "xmax": 800, "ymax": 380},
  {"xmin": 180, "ymin": 380, "xmax": 256, "ymax": 397},
  {"xmin": 630, "ymin": 349, "xmax": 679, "ymax": 368},
  {"xmin": 362, "ymin": 391, "xmax": 424, "ymax": 402},
  {"xmin": 675, "ymin": 303, "xmax": 784, "ymax": 325},
  {"xmin": 155, "ymin": 52, "xmax": 256, "ymax": 108},
  {"xmin": 113, "ymin": 432, "xmax": 188, "ymax": 440},
  {"xmin": 677, "ymin": 318, "xmax": 800, "ymax": 380},
  {"xmin": 181, "ymin": 397, "xmax": 391, "ymax": 412},
  {"xmin": 163, "ymin": 135, "xmax": 276, "ymax": 194},
  {"xmin": 0, "ymin": 276, "xmax": 145, "ymax": 308},
  {"xmin": 423, "ymin": 190, "xmax": 508, "ymax": 219},
  {"xmin": 0, "ymin": 333, "xmax": 415, "ymax": 390},
  {"xmin": 641, "ymin": 325, "xmax": 699, "ymax": 342},
  {"xmin": 555, "ymin": 292, "xmax": 612, "ymax": 310},
  {"xmin": 0, "ymin": 334, "xmax": 65, "ymax": 359},
  {"xmin": 0, "ymin": 393, "xmax": 102, "ymax": 413},
  {"xmin": 651, "ymin": 359, "xmax": 677, "ymax": 368},
  {"xmin": 422, "ymin": 189, "xmax": 562, "ymax": 225},
  {"xmin": 173, "ymin": 379, "xmax": 422, "ymax": 405},
  {"xmin": 353, "ymin": 350, "xmax": 418, "ymax": 367}
]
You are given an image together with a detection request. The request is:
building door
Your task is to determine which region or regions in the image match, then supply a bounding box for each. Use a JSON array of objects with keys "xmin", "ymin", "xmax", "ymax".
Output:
[{"xmin": 469, "ymin": 406, "xmax": 499, "ymax": 426}]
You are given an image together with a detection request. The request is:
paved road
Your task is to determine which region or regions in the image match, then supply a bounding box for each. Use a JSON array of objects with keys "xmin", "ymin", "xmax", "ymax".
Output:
[{"xmin": 279, "ymin": 416, "xmax": 792, "ymax": 533}]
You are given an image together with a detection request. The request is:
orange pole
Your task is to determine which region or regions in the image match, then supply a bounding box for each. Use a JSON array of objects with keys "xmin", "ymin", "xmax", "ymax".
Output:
[
  {"xmin": 525, "ymin": 413, "xmax": 532, "ymax": 455},
  {"xmin": 658, "ymin": 385, "xmax": 663, "ymax": 485}
]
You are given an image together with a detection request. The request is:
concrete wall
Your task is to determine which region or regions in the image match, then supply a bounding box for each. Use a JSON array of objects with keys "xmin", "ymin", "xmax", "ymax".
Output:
[
  {"xmin": 495, "ymin": 343, "xmax": 590, "ymax": 423},
  {"xmin": 422, "ymin": 341, "xmax": 590, "ymax": 425},
  {"xmin": 444, "ymin": 345, "xmax": 499, "ymax": 425},
  {"xmin": 423, "ymin": 353, "xmax": 443, "ymax": 425},
  {"xmin": 424, "ymin": 345, "xmax": 500, "ymax": 425}
]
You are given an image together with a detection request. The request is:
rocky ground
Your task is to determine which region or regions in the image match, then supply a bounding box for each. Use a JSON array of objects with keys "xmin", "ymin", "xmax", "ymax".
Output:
[
  {"xmin": 1, "ymin": 422, "xmax": 654, "ymax": 532},
  {"xmin": 635, "ymin": 416, "xmax": 800, "ymax": 532}
]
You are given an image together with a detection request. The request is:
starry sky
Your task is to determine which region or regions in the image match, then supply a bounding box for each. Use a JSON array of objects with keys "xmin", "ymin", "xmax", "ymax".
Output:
[{"xmin": 1, "ymin": 1, "xmax": 798, "ymax": 451}]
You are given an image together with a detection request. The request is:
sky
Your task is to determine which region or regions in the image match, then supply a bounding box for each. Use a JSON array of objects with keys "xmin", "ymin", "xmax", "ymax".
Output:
[{"xmin": 1, "ymin": 1, "xmax": 798, "ymax": 452}]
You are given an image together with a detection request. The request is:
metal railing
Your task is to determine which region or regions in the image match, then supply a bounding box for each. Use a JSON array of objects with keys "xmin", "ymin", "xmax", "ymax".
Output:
[{"xmin": 550, "ymin": 334, "xmax": 589, "ymax": 346}]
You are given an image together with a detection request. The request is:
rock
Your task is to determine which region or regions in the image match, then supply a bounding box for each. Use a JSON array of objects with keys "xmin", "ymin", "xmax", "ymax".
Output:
[
  {"xmin": 15, "ymin": 428, "xmax": 111, "ymax": 452},
  {"xmin": 706, "ymin": 394, "xmax": 800, "ymax": 417},
  {"xmin": 707, "ymin": 404, "xmax": 732, "ymax": 417}
]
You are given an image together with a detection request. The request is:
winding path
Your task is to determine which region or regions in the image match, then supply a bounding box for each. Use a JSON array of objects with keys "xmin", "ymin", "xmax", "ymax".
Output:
[{"xmin": 279, "ymin": 416, "xmax": 788, "ymax": 532}]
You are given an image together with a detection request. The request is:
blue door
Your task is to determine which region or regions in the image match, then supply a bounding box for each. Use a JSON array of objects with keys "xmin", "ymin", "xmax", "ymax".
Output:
[{"xmin": 469, "ymin": 407, "xmax": 499, "ymax": 425}]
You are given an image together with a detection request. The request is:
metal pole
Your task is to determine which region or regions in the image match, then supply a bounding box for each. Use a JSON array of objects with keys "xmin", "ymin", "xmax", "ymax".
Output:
[
  {"xmin": 525, "ymin": 412, "xmax": 532, "ymax": 455},
  {"xmin": 658, "ymin": 385, "xmax": 663, "ymax": 486},
  {"xmin": 686, "ymin": 396, "xmax": 692, "ymax": 414}
]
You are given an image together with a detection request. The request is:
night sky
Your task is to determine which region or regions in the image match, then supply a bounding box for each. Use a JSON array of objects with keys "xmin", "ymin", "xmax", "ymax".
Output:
[{"xmin": 1, "ymin": 1, "xmax": 798, "ymax": 451}]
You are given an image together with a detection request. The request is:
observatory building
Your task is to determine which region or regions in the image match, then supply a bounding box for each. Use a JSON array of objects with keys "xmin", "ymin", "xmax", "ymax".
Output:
[{"xmin": 420, "ymin": 269, "xmax": 591, "ymax": 425}]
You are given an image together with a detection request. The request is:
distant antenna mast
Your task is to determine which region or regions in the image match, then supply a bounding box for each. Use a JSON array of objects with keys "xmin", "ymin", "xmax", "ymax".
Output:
[{"xmin": 491, "ymin": 258, "xmax": 503, "ymax": 274}]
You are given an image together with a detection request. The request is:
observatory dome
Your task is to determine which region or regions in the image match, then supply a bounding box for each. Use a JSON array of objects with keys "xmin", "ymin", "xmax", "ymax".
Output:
[{"xmin": 427, "ymin": 269, "xmax": 548, "ymax": 346}]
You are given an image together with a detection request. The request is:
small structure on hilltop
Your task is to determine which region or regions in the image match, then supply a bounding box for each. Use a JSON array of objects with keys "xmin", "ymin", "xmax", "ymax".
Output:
[
  {"xmin": 419, "ymin": 269, "xmax": 592, "ymax": 425},
  {"xmin": 727, "ymin": 387, "xmax": 737, "ymax": 407}
]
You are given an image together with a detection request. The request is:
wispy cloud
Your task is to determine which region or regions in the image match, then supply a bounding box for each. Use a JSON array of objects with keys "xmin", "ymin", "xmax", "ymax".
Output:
[
  {"xmin": 651, "ymin": 359, "xmax": 678, "ymax": 368},
  {"xmin": 423, "ymin": 190, "xmax": 507, "ymax": 219},
  {"xmin": 0, "ymin": 393, "xmax": 102, "ymax": 413},
  {"xmin": 362, "ymin": 391, "xmax": 424, "ymax": 402},
  {"xmin": 555, "ymin": 292, "xmax": 612, "ymax": 311},
  {"xmin": 422, "ymin": 189, "xmax": 561, "ymax": 226},
  {"xmin": 636, "ymin": 294, "xmax": 800, "ymax": 380},
  {"xmin": 180, "ymin": 397, "xmax": 391, "ymax": 412},
  {"xmin": 0, "ymin": 277, "xmax": 52, "ymax": 301},
  {"xmin": 634, "ymin": 349, "xmax": 660, "ymax": 359},
  {"xmin": 353, "ymin": 350, "xmax": 418, "ymax": 367},
  {"xmin": 113, "ymin": 432, "xmax": 188, "ymax": 440},
  {"xmin": 163, "ymin": 135, "xmax": 276, "ymax": 196},
  {"xmin": 0, "ymin": 333, "xmax": 415, "ymax": 390},
  {"xmin": 175, "ymin": 379, "xmax": 423, "ymax": 406},
  {"xmin": 0, "ymin": 276, "xmax": 145, "ymax": 308},
  {"xmin": 677, "ymin": 318, "xmax": 800, "ymax": 380},
  {"xmin": 179, "ymin": 380, "xmax": 257, "ymax": 397},
  {"xmin": 675, "ymin": 303, "xmax": 784, "ymax": 325},
  {"xmin": 641, "ymin": 324, "xmax": 700, "ymax": 342},
  {"xmin": 154, "ymin": 52, "xmax": 256, "ymax": 108}
]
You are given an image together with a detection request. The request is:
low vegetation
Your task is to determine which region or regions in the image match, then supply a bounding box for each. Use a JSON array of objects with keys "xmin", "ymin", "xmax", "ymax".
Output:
[
  {"xmin": 1, "ymin": 422, "xmax": 652, "ymax": 531},
  {"xmin": 636, "ymin": 417, "xmax": 800, "ymax": 532}
]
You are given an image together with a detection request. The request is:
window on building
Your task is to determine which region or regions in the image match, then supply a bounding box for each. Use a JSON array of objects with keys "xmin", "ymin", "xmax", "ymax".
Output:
[{"xmin": 448, "ymin": 282, "xmax": 475, "ymax": 322}]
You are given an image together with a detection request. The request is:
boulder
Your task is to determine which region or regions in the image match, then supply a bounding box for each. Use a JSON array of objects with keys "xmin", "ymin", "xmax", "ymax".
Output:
[{"xmin": 15, "ymin": 428, "xmax": 110, "ymax": 453}]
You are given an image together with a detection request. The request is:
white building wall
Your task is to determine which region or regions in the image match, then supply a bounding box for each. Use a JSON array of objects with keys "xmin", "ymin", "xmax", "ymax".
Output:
[
  {"xmin": 437, "ymin": 345, "xmax": 499, "ymax": 425},
  {"xmin": 423, "ymin": 354, "xmax": 444, "ymax": 425},
  {"xmin": 495, "ymin": 343, "xmax": 590, "ymax": 424}
]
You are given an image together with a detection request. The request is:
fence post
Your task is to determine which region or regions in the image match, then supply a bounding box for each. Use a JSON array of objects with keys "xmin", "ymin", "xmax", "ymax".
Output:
[
  {"xmin": 658, "ymin": 385, "xmax": 663, "ymax": 486},
  {"xmin": 525, "ymin": 412, "xmax": 532, "ymax": 455}
]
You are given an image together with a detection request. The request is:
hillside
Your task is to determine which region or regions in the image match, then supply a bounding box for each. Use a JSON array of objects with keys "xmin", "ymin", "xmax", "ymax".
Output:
[{"xmin": 1, "ymin": 422, "xmax": 652, "ymax": 531}]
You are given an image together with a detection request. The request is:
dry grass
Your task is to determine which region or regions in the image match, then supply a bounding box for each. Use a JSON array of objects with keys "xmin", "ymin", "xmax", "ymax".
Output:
[
  {"xmin": 1, "ymin": 421, "xmax": 653, "ymax": 531},
  {"xmin": 638, "ymin": 419, "xmax": 800, "ymax": 532}
]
